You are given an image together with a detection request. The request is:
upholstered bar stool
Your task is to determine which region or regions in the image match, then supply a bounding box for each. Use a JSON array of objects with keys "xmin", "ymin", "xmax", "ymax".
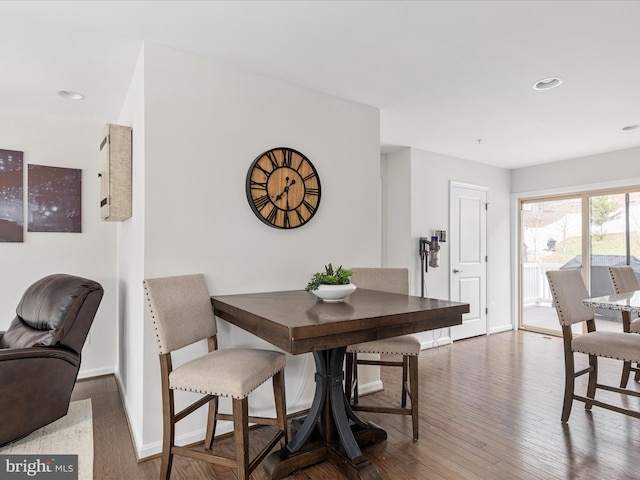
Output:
[
  {"xmin": 143, "ymin": 274, "xmax": 287, "ymax": 480},
  {"xmin": 608, "ymin": 265, "xmax": 640, "ymax": 387},
  {"xmin": 344, "ymin": 267, "xmax": 422, "ymax": 441},
  {"xmin": 546, "ymin": 269, "xmax": 640, "ymax": 422}
]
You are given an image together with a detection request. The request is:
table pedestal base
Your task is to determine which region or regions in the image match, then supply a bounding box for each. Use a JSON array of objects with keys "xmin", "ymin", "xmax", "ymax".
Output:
[
  {"xmin": 263, "ymin": 422, "xmax": 387, "ymax": 480},
  {"xmin": 262, "ymin": 347, "xmax": 387, "ymax": 479}
]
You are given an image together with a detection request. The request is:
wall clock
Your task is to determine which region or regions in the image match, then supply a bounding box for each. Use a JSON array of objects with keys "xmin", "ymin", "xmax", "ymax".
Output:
[{"xmin": 246, "ymin": 147, "xmax": 321, "ymax": 229}]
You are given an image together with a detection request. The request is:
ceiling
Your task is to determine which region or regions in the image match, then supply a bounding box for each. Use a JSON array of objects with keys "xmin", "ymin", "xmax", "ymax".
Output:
[{"xmin": 1, "ymin": 1, "xmax": 639, "ymax": 169}]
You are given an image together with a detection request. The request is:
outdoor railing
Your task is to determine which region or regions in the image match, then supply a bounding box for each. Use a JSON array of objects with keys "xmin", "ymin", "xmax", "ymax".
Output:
[{"xmin": 522, "ymin": 262, "xmax": 562, "ymax": 306}]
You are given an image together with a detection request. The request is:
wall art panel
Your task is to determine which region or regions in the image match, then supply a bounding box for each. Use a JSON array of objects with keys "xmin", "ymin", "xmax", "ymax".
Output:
[
  {"xmin": 28, "ymin": 164, "xmax": 81, "ymax": 233},
  {"xmin": 0, "ymin": 149, "xmax": 24, "ymax": 242}
]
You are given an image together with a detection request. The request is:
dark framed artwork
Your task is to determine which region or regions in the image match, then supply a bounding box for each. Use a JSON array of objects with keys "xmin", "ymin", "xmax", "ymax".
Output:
[
  {"xmin": 28, "ymin": 164, "xmax": 82, "ymax": 233},
  {"xmin": 0, "ymin": 149, "xmax": 24, "ymax": 242}
]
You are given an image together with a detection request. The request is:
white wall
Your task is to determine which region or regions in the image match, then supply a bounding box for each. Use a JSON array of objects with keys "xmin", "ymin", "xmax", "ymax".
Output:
[
  {"xmin": 113, "ymin": 45, "xmax": 148, "ymax": 452},
  {"xmin": 512, "ymin": 146, "xmax": 640, "ymax": 194},
  {"xmin": 0, "ymin": 107, "xmax": 117, "ymax": 377},
  {"xmin": 118, "ymin": 43, "xmax": 382, "ymax": 457},
  {"xmin": 382, "ymin": 147, "xmax": 513, "ymax": 338},
  {"xmin": 381, "ymin": 149, "xmax": 412, "ymax": 272}
]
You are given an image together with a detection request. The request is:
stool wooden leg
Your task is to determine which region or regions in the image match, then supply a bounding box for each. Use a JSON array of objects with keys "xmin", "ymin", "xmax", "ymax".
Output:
[
  {"xmin": 160, "ymin": 392, "xmax": 174, "ymax": 480},
  {"xmin": 409, "ymin": 355, "xmax": 419, "ymax": 441},
  {"xmin": 160, "ymin": 356, "xmax": 174, "ymax": 480},
  {"xmin": 204, "ymin": 396, "xmax": 218, "ymax": 449},
  {"xmin": 561, "ymin": 360, "xmax": 575, "ymax": 422},
  {"xmin": 233, "ymin": 397, "xmax": 250, "ymax": 480},
  {"xmin": 273, "ymin": 370, "xmax": 288, "ymax": 448},
  {"xmin": 585, "ymin": 355, "xmax": 598, "ymax": 411},
  {"xmin": 401, "ymin": 355, "xmax": 409, "ymax": 408},
  {"xmin": 621, "ymin": 361, "xmax": 632, "ymax": 388}
]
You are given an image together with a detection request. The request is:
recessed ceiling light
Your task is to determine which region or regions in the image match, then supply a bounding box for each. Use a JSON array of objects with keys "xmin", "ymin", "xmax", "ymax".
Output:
[
  {"xmin": 57, "ymin": 90, "xmax": 85, "ymax": 101},
  {"xmin": 622, "ymin": 125, "xmax": 639, "ymax": 131},
  {"xmin": 532, "ymin": 77, "xmax": 563, "ymax": 91}
]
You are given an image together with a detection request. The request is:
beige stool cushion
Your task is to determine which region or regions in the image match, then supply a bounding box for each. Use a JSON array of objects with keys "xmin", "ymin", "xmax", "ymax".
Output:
[
  {"xmin": 631, "ymin": 318, "xmax": 640, "ymax": 334},
  {"xmin": 170, "ymin": 348, "xmax": 285, "ymax": 399},
  {"xmin": 347, "ymin": 334, "xmax": 421, "ymax": 356},
  {"xmin": 572, "ymin": 331, "xmax": 640, "ymax": 363}
]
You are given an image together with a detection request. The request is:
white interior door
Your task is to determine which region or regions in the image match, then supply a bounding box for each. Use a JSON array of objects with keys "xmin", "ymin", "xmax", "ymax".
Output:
[{"xmin": 450, "ymin": 182, "xmax": 488, "ymax": 340}]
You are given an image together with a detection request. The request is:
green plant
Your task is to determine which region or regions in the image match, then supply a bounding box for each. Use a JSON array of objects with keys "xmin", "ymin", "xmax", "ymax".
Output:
[
  {"xmin": 305, "ymin": 263, "xmax": 353, "ymax": 291},
  {"xmin": 591, "ymin": 195, "xmax": 622, "ymax": 241}
]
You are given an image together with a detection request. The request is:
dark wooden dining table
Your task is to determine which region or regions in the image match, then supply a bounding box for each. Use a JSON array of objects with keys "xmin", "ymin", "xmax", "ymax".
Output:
[{"xmin": 211, "ymin": 288, "xmax": 469, "ymax": 480}]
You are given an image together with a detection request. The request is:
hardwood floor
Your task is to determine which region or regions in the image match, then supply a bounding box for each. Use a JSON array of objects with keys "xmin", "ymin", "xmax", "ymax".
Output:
[{"xmin": 72, "ymin": 330, "xmax": 640, "ymax": 479}]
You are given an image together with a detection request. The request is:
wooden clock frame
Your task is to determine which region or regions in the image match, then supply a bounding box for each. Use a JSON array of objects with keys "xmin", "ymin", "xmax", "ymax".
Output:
[{"xmin": 246, "ymin": 147, "xmax": 321, "ymax": 229}]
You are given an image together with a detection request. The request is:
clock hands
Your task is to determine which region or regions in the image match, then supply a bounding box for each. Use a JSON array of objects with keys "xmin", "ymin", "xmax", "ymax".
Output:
[{"xmin": 274, "ymin": 177, "xmax": 296, "ymax": 208}]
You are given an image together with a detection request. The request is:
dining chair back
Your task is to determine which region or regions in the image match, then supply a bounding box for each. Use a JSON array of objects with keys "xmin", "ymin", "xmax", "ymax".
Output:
[
  {"xmin": 345, "ymin": 267, "xmax": 422, "ymax": 440},
  {"xmin": 147, "ymin": 274, "xmax": 218, "ymax": 354},
  {"xmin": 608, "ymin": 265, "xmax": 640, "ymax": 386},
  {"xmin": 609, "ymin": 265, "xmax": 640, "ymax": 295},
  {"xmin": 144, "ymin": 274, "xmax": 287, "ymax": 480},
  {"xmin": 546, "ymin": 269, "xmax": 640, "ymax": 422}
]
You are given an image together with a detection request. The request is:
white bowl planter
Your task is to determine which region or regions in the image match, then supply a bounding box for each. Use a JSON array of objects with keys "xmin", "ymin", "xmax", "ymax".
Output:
[{"xmin": 311, "ymin": 283, "xmax": 357, "ymax": 303}]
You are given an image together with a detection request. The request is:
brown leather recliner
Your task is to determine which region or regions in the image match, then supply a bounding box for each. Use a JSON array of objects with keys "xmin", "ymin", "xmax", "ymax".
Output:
[{"xmin": 0, "ymin": 274, "xmax": 104, "ymax": 446}]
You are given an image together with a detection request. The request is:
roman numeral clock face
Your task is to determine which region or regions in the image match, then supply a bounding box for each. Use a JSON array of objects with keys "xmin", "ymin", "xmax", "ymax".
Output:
[{"xmin": 246, "ymin": 147, "xmax": 321, "ymax": 229}]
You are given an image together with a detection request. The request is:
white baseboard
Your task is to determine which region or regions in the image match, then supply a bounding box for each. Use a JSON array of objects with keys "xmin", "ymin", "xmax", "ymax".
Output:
[
  {"xmin": 138, "ymin": 427, "xmax": 236, "ymax": 460},
  {"xmin": 133, "ymin": 399, "xmax": 293, "ymax": 459},
  {"xmin": 113, "ymin": 373, "xmax": 142, "ymax": 459},
  {"xmin": 353, "ymin": 339, "xmax": 453, "ymax": 399},
  {"xmin": 419, "ymin": 336, "xmax": 452, "ymax": 350},
  {"xmin": 77, "ymin": 365, "xmax": 114, "ymax": 380},
  {"xmin": 138, "ymin": 442, "xmax": 161, "ymax": 460},
  {"xmin": 356, "ymin": 379, "xmax": 384, "ymax": 396},
  {"xmin": 490, "ymin": 324, "xmax": 513, "ymax": 334}
]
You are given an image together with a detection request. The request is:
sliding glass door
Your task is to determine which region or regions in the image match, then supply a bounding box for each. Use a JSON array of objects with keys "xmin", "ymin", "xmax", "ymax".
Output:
[
  {"xmin": 520, "ymin": 196, "xmax": 582, "ymax": 334},
  {"xmin": 519, "ymin": 188, "xmax": 640, "ymax": 335}
]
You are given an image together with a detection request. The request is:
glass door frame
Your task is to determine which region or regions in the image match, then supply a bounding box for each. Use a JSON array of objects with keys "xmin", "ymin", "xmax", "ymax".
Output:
[{"xmin": 518, "ymin": 185, "xmax": 640, "ymax": 336}]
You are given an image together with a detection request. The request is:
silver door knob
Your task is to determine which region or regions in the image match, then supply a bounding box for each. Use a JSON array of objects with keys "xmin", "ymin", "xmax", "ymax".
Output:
[{"xmin": 453, "ymin": 269, "xmax": 462, "ymax": 273}]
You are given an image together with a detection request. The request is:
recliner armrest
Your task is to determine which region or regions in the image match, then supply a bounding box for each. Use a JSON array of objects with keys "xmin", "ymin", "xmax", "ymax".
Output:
[{"xmin": 0, "ymin": 346, "xmax": 79, "ymax": 368}]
